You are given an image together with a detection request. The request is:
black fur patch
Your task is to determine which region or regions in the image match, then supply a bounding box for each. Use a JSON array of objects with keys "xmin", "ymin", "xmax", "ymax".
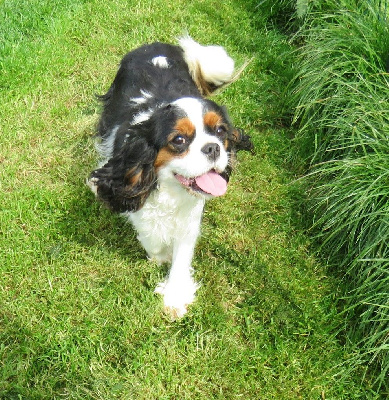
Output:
[{"xmin": 90, "ymin": 42, "xmax": 253, "ymax": 212}]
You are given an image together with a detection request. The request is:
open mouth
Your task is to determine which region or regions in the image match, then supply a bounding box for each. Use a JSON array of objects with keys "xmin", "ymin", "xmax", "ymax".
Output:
[{"xmin": 174, "ymin": 169, "xmax": 228, "ymax": 197}]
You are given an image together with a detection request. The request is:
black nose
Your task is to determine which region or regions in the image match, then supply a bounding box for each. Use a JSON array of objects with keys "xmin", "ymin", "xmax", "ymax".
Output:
[{"xmin": 201, "ymin": 143, "xmax": 220, "ymax": 161}]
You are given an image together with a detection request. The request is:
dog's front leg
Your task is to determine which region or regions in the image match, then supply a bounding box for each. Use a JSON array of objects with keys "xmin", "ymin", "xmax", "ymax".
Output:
[
  {"xmin": 155, "ymin": 204, "xmax": 203, "ymax": 319},
  {"xmin": 155, "ymin": 240, "xmax": 200, "ymax": 319}
]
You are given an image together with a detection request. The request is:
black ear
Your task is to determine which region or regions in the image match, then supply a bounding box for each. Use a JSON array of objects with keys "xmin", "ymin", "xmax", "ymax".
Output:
[
  {"xmin": 89, "ymin": 136, "xmax": 157, "ymax": 212},
  {"xmin": 231, "ymin": 127, "xmax": 254, "ymax": 153}
]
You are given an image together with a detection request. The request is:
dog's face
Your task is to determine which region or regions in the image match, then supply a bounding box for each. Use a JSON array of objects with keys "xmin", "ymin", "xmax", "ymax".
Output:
[
  {"xmin": 89, "ymin": 97, "xmax": 252, "ymax": 212},
  {"xmin": 154, "ymin": 97, "xmax": 233, "ymax": 198}
]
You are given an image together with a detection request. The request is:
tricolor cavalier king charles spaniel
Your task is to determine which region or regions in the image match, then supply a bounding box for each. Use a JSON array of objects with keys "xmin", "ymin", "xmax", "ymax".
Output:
[{"xmin": 88, "ymin": 37, "xmax": 252, "ymax": 318}]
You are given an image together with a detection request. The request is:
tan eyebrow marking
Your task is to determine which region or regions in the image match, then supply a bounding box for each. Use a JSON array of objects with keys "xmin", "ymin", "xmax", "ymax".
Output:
[
  {"xmin": 204, "ymin": 111, "xmax": 229, "ymax": 150},
  {"xmin": 174, "ymin": 117, "xmax": 195, "ymax": 137},
  {"xmin": 203, "ymin": 111, "xmax": 222, "ymax": 129}
]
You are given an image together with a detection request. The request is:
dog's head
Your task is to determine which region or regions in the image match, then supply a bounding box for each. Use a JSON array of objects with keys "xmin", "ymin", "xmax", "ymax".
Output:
[{"xmin": 89, "ymin": 97, "xmax": 253, "ymax": 212}]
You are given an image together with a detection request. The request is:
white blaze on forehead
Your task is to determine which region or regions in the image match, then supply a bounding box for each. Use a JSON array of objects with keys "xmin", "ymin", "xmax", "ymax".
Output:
[{"xmin": 172, "ymin": 97, "xmax": 205, "ymax": 134}]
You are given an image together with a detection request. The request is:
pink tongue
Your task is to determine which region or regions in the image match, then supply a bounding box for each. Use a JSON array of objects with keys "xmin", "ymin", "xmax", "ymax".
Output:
[{"xmin": 195, "ymin": 171, "xmax": 227, "ymax": 197}]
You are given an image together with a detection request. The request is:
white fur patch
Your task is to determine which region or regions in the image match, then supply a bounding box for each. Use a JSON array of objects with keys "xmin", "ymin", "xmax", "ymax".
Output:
[
  {"xmin": 96, "ymin": 125, "xmax": 119, "ymax": 164},
  {"xmin": 87, "ymin": 177, "xmax": 99, "ymax": 196},
  {"xmin": 152, "ymin": 56, "xmax": 169, "ymax": 68},
  {"xmin": 155, "ymin": 277, "xmax": 199, "ymax": 319},
  {"xmin": 132, "ymin": 110, "xmax": 153, "ymax": 125},
  {"xmin": 130, "ymin": 89, "xmax": 153, "ymax": 105},
  {"xmin": 179, "ymin": 36, "xmax": 234, "ymax": 86},
  {"xmin": 126, "ymin": 179, "xmax": 205, "ymax": 318},
  {"xmin": 173, "ymin": 97, "xmax": 204, "ymax": 131}
]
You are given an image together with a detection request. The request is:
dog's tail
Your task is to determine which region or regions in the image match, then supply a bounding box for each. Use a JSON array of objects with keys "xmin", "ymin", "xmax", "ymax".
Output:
[{"xmin": 178, "ymin": 36, "xmax": 241, "ymax": 96}]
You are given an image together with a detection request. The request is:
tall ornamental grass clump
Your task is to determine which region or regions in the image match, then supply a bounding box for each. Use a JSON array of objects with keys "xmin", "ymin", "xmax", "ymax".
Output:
[{"xmin": 289, "ymin": 0, "xmax": 389, "ymax": 389}]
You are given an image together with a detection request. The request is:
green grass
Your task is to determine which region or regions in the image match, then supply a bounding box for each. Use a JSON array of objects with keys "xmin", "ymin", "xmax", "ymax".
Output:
[
  {"xmin": 0, "ymin": 0, "xmax": 381, "ymax": 398},
  {"xmin": 280, "ymin": 0, "xmax": 389, "ymax": 393}
]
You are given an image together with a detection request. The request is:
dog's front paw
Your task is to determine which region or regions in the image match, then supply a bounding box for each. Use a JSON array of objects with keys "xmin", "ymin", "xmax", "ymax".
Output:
[
  {"xmin": 87, "ymin": 177, "xmax": 99, "ymax": 196},
  {"xmin": 155, "ymin": 279, "xmax": 199, "ymax": 319}
]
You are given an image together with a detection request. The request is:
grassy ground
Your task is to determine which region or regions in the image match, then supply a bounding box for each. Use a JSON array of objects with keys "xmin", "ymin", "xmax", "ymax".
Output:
[
  {"xmin": 282, "ymin": 0, "xmax": 389, "ymax": 392},
  {"xmin": 0, "ymin": 0, "xmax": 380, "ymax": 398}
]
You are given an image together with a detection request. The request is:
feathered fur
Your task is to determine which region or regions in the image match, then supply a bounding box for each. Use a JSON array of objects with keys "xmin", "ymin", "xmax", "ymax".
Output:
[{"xmin": 88, "ymin": 37, "xmax": 252, "ymax": 318}]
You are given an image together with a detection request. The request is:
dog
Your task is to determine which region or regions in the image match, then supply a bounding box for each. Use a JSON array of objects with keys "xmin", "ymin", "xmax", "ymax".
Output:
[{"xmin": 88, "ymin": 37, "xmax": 252, "ymax": 318}]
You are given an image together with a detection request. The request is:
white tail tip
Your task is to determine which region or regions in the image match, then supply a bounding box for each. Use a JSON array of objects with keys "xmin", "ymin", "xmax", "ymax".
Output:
[{"xmin": 178, "ymin": 36, "xmax": 235, "ymax": 92}]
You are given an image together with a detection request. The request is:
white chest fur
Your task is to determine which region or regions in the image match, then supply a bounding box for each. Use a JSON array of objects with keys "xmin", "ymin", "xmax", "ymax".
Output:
[{"xmin": 125, "ymin": 182, "xmax": 205, "ymax": 318}]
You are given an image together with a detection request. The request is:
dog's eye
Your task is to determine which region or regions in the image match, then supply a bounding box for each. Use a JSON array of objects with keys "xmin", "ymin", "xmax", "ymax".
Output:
[
  {"xmin": 215, "ymin": 125, "xmax": 227, "ymax": 136},
  {"xmin": 172, "ymin": 135, "xmax": 186, "ymax": 145}
]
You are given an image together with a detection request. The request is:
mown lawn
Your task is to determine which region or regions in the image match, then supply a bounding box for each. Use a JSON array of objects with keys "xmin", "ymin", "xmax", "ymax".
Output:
[{"xmin": 0, "ymin": 0, "xmax": 378, "ymax": 398}]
